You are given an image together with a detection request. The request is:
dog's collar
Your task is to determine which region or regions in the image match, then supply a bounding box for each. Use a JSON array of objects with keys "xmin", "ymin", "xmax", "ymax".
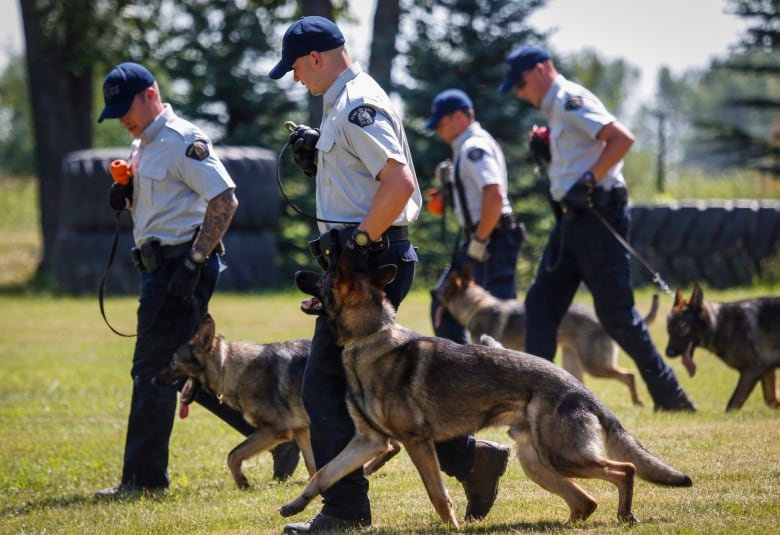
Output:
[
  {"xmin": 342, "ymin": 325, "xmax": 390, "ymax": 350},
  {"xmin": 217, "ymin": 350, "xmax": 226, "ymax": 404}
]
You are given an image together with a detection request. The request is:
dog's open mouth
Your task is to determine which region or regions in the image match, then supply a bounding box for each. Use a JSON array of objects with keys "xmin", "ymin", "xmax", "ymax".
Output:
[
  {"xmin": 682, "ymin": 343, "xmax": 696, "ymax": 377},
  {"xmin": 179, "ymin": 378, "xmax": 201, "ymax": 418},
  {"xmin": 300, "ymin": 297, "xmax": 323, "ymax": 315}
]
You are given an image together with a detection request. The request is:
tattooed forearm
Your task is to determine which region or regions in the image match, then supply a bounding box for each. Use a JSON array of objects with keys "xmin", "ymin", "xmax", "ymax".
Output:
[{"xmin": 193, "ymin": 188, "xmax": 238, "ymax": 255}]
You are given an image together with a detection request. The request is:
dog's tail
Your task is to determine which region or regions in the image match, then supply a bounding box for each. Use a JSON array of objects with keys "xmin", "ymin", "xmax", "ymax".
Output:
[
  {"xmin": 643, "ymin": 293, "xmax": 660, "ymax": 326},
  {"xmin": 602, "ymin": 414, "xmax": 692, "ymax": 487}
]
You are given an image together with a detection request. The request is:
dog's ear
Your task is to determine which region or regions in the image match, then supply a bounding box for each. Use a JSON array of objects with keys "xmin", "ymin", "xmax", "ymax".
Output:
[
  {"xmin": 194, "ymin": 315, "xmax": 215, "ymax": 350},
  {"xmin": 461, "ymin": 262, "xmax": 474, "ymax": 283},
  {"xmin": 674, "ymin": 288, "xmax": 684, "ymax": 307},
  {"xmin": 371, "ymin": 264, "xmax": 397, "ymax": 289},
  {"xmin": 690, "ymin": 283, "xmax": 704, "ymax": 308}
]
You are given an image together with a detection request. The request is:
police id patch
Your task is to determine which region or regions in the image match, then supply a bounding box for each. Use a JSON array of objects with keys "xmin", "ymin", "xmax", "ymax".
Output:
[
  {"xmin": 186, "ymin": 140, "xmax": 210, "ymax": 161},
  {"xmin": 565, "ymin": 95, "xmax": 584, "ymax": 111},
  {"xmin": 348, "ymin": 105, "xmax": 377, "ymax": 128},
  {"xmin": 467, "ymin": 148, "xmax": 485, "ymax": 162}
]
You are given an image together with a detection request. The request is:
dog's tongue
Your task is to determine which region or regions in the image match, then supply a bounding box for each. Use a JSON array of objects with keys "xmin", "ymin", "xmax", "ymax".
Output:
[
  {"xmin": 300, "ymin": 297, "xmax": 323, "ymax": 315},
  {"xmin": 433, "ymin": 305, "xmax": 444, "ymax": 330},
  {"xmin": 682, "ymin": 343, "xmax": 696, "ymax": 377},
  {"xmin": 179, "ymin": 378, "xmax": 195, "ymax": 419}
]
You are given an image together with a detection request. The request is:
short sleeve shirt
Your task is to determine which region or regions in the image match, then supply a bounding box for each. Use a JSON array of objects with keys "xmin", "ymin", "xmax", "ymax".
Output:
[
  {"xmin": 315, "ymin": 63, "xmax": 422, "ymax": 234},
  {"xmin": 541, "ymin": 74, "xmax": 626, "ymax": 201},
  {"xmin": 451, "ymin": 122, "xmax": 512, "ymax": 228},
  {"xmin": 129, "ymin": 105, "xmax": 235, "ymax": 246}
]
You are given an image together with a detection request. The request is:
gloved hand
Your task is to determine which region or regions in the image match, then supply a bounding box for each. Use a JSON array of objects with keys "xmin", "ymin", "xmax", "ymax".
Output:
[
  {"xmin": 562, "ymin": 172, "xmax": 596, "ymax": 210},
  {"xmin": 168, "ymin": 256, "xmax": 203, "ymax": 300},
  {"xmin": 289, "ymin": 124, "xmax": 320, "ymax": 177},
  {"xmin": 466, "ymin": 237, "xmax": 489, "ymax": 262},
  {"xmin": 343, "ymin": 228, "xmax": 371, "ymax": 273},
  {"xmin": 528, "ymin": 124, "xmax": 551, "ymax": 165},
  {"xmin": 109, "ymin": 182, "xmax": 133, "ymax": 211}
]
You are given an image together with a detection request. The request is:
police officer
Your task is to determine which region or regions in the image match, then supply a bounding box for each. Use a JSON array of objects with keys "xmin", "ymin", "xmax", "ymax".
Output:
[
  {"xmin": 424, "ymin": 88, "xmax": 525, "ymax": 343},
  {"xmin": 269, "ymin": 17, "xmax": 510, "ymax": 533},
  {"xmin": 93, "ymin": 62, "xmax": 297, "ymax": 497},
  {"xmin": 498, "ymin": 45, "xmax": 696, "ymax": 411}
]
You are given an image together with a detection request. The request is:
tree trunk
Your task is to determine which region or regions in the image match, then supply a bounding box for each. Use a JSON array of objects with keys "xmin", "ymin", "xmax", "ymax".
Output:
[
  {"xmin": 20, "ymin": 0, "xmax": 93, "ymax": 278},
  {"xmin": 368, "ymin": 0, "xmax": 400, "ymax": 92}
]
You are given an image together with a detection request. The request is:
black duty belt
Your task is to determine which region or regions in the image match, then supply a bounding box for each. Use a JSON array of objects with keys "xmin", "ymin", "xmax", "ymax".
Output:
[{"xmin": 308, "ymin": 226, "xmax": 410, "ymax": 269}]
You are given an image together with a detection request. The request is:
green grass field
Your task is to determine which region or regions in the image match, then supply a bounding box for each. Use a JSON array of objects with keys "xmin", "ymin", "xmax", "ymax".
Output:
[
  {"xmin": 1, "ymin": 174, "xmax": 778, "ymax": 533},
  {"xmin": 1, "ymin": 288, "xmax": 779, "ymax": 535}
]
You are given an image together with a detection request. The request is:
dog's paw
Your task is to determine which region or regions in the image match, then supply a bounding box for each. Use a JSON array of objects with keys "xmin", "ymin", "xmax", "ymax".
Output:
[{"xmin": 279, "ymin": 497, "xmax": 307, "ymax": 517}]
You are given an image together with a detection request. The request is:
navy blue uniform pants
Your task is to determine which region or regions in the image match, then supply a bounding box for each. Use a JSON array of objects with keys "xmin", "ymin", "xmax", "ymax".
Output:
[
  {"xmin": 121, "ymin": 253, "xmax": 257, "ymax": 487},
  {"xmin": 302, "ymin": 241, "xmax": 475, "ymax": 522},
  {"xmin": 432, "ymin": 219, "xmax": 523, "ymax": 343},
  {"xmin": 524, "ymin": 203, "xmax": 686, "ymax": 405}
]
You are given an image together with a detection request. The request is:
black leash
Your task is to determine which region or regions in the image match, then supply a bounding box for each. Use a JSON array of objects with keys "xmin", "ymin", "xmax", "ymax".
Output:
[
  {"xmin": 589, "ymin": 207, "xmax": 673, "ymax": 296},
  {"xmin": 276, "ymin": 121, "xmax": 353, "ymax": 226},
  {"xmin": 98, "ymin": 211, "xmax": 136, "ymax": 337}
]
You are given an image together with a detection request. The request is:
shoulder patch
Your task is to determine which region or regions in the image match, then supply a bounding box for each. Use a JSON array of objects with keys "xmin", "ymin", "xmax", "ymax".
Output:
[
  {"xmin": 348, "ymin": 105, "xmax": 377, "ymax": 128},
  {"xmin": 565, "ymin": 95, "xmax": 584, "ymax": 111},
  {"xmin": 467, "ymin": 148, "xmax": 485, "ymax": 162},
  {"xmin": 186, "ymin": 140, "xmax": 209, "ymax": 161}
]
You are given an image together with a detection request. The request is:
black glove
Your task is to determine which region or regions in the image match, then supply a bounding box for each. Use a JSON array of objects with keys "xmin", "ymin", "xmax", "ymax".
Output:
[
  {"xmin": 109, "ymin": 182, "xmax": 133, "ymax": 211},
  {"xmin": 562, "ymin": 172, "xmax": 596, "ymax": 210},
  {"xmin": 289, "ymin": 125, "xmax": 320, "ymax": 177},
  {"xmin": 529, "ymin": 124, "xmax": 551, "ymax": 165},
  {"xmin": 168, "ymin": 256, "xmax": 203, "ymax": 300},
  {"xmin": 343, "ymin": 228, "xmax": 371, "ymax": 273}
]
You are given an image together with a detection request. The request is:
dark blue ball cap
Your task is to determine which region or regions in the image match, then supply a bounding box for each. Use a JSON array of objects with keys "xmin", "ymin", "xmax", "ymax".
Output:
[
  {"xmin": 423, "ymin": 88, "xmax": 473, "ymax": 130},
  {"xmin": 498, "ymin": 45, "xmax": 551, "ymax": 93},
  {"xmin": 98, "ymin": 62, "xmax": 155, "ymax": 123},
  {"xmin": 269, "ymin": 16, "xmax": 345, "ymax": 80}
]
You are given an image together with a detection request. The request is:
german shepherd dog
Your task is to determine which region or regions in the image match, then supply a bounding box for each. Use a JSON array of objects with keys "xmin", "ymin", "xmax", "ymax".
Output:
[
  {"xmin": 287, "ymin": 256, "xmax": 691, "ymax": 528},
  {"xmin": 666, "ymin": 284, "xmax": 780, "ymax": 411},
  {"xmin": 153, "ymin": 315, "xmax": 316, "ymax": 489},
  {"xmin": 434, "ymin": 264, "xmax": 658, "ymax": 407}
]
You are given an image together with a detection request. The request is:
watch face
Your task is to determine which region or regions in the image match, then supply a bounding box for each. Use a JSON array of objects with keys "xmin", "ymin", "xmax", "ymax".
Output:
[
  {"xmin": 355, "ymin": 231, "xmax": 370, "ymax": 247},
  {"xmin": 190, "ymin": 249, "xmax": 206, "ymax": 263}
]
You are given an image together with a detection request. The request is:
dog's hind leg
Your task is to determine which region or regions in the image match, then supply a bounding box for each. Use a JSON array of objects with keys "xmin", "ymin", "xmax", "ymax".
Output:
[
  {"xmin": 229, "ymin": 428, "xmax": 293, "ymax": 489},
  {"xmin": 403, "ymin": 437, "xmax": 459, "ymax": 528},
  {"xmin": 514, "ymin": 443, "xmax": 598, "ymax": 523},
  {"xmin": 279, "ymin": 429, "xmax": 388, "ymax": 518},
  {"xmin": 760, "ymin": 369, "xmax": 780, "ymax": 408},
  {"xmin": 568, "ymin": 458, "xmax": 638, "ymax": 524},
  {"xmin": 363, "ymin": 438, "xmax": 401, "ymax": 475}
]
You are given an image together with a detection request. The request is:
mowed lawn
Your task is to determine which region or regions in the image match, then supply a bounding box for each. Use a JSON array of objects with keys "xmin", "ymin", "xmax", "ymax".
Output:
[{"xmin": 1, "ymin": 286, "xmax": 778, "ymax": 534}]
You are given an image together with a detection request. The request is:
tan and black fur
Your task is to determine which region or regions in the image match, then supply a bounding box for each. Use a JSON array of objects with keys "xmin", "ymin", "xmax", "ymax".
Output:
[
  {"xmin": 434, "ymin": 264, "xmax": 657, "ymax": 406},
  {"xmin": 285, "ymin": 257, "xmax": 692, "ymax": 528},
  {"xmin": 666, "ymin": 284, "xmax": 780, "ymax": 411},
  {"xmin": 153, "ymin": 315, "xmax": 316, "ymax": 489}
]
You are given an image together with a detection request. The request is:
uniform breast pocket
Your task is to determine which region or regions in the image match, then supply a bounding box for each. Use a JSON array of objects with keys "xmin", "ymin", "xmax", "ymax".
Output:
[
  {"xmin": 137, "ymin": 160, "xmax": 168, "ymax": 204},
  {"xmin": 316, "ymin": 129, "xmax": 335, "ymax": 153}
]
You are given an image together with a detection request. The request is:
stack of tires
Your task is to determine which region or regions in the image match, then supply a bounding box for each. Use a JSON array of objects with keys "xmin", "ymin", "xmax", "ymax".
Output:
[
  {"xmin": 629, "ymin": 200, "xmax": 780, "ymax": 289},
  {"xmin": 55, "ymin": 146, "xmax": 280, "ymax": 295}
]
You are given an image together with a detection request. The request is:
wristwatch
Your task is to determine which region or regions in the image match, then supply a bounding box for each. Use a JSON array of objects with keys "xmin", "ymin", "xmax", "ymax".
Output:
[
  {"xmin": 189, "ymin": 248, "xmax": 207, "ymax": 264},
  {"xmin": 353, "ymin": 229, "xmax": 371, "ymax": 248},
  {"xmin": 581, "ymin": 171, "xmax": 596, "ymax": 188}
]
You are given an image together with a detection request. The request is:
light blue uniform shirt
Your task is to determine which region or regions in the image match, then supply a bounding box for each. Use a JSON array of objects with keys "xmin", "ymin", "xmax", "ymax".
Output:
[
  {"xmin": 541, "ymin": 74, "xmax": 626, "ymax": 201},
  {"xmin": 315, "ymin": 63, "xmax": 421, "ymax": 234},
  {"xmin": 450, "ymin": 122, "xmax": 512, "ymax": 229},
  {"xmin": 128, "ymin": 105, "xmax": 235, "ymax": 247}
]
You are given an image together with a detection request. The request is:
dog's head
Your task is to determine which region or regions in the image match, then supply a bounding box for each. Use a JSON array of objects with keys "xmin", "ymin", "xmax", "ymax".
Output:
[
  {"xmin": 152, "ymin": 314, "xmax": 216, "ymax": 393},
  {"xmin": 665, "ymin": 283, "xmax": 706, "ymax": 377},
  {"xmin": 296, "ymin": 255, "xmax": 397, "ymax": 345},
  {"xmin": 432, "ymin": 262, "xmax": 474, "ymax": 306}
]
